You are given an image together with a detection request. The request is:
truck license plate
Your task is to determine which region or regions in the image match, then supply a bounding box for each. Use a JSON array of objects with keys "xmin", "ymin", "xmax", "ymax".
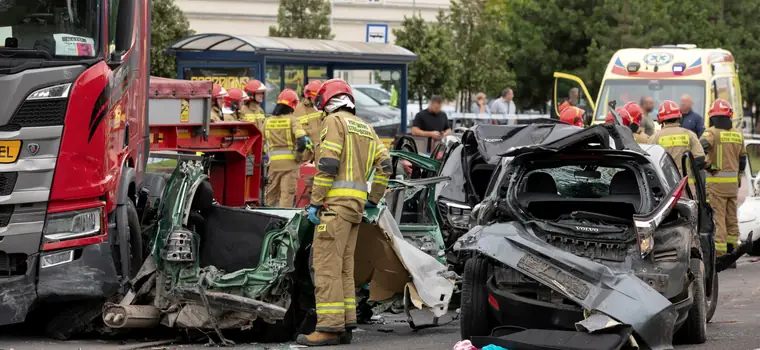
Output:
[{"xmin": 0, "ymin": 141, "xmax": 21, "ymax": 163}]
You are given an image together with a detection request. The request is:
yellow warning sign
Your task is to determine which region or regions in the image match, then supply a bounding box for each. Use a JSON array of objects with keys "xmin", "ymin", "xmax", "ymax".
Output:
[{"xmin": 180, "ymin": 99, "xmax": 190, "ymax": 123}]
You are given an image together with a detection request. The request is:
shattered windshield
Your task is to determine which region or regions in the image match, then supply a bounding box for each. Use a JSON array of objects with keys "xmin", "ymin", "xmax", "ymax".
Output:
[
  {"xmin": 0, "ymin": 0, "xmax": 100, "ymax": 59},
  {"xmin": 595, "ymin": 79, "xmax": 705, "ymax": 122},
  {"xmin": 526, "ymin": 165, "xmax": 623, "ymax": 198}
]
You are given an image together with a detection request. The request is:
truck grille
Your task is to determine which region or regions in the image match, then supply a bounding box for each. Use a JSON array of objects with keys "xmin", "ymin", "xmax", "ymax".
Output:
[
  {"xmin": 1, "ymin": 99, "xmax": 68, "ymax": 130},
  {"xmin": 0, "ymin": 252, "xmax": 27, "ymax": 277},
  {"xmin": 0, "ymin": 173, "xmax": 18, "ymax": 196},
  {"xmin": 0, "ymin": 205, "xmax": 13, "ymax": 227}
]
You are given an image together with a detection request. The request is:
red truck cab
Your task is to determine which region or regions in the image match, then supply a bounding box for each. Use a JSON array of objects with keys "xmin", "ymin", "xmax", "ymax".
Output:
[{"xmin": 0, "ymin": 0, "xmax": 150, "ymax": 334}]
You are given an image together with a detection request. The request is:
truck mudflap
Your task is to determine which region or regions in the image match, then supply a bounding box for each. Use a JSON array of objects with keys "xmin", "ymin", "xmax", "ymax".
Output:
[{"xmin": 456, "ymin": 223, "xmax": 678, "ymax": 350}]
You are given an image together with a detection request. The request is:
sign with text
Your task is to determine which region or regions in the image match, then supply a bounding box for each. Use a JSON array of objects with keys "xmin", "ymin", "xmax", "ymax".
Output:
[
  {"xmin": 183, "ymin": 67, "xmax": 256, "ymax": 90},
  {"xmin": 366, "ymin": 24, "xmax": 388, "ymax": 44}
]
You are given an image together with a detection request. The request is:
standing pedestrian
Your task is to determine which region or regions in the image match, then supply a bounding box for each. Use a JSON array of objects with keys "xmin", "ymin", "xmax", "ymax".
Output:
[
  {"xmin": 470, "ymin": 92, "xmax": 490, "ymax": 114},
  {"xmin": 700, "ymin": 99, "xmax": 747, "ymax": 258},
  {"xmin": 490, "ymin": 88, "xmax": 516, "ymax": 125},
  {"xmin": 639, "ymin": 96, "xmax": 657, "ymax": 136},
  {"xmin": 679, "ymin": 94, "xmax": 705, "ymax": 138},
  {"xmin": 558, "ymin": 88, "xmax": 579, "ymax": 113},
  {"xmin": 411, "ymin": 95, "xmax": 451, "ymax": 141},
  {"xmin": 298, "ymin": 79, "xmax": 392, "ymax": 346}
]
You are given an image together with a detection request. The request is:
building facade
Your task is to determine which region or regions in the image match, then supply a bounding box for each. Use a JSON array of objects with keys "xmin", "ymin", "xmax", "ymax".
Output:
[{"xmin": 175, "ymin": 0, "xmax": 450, "ymax": 43}]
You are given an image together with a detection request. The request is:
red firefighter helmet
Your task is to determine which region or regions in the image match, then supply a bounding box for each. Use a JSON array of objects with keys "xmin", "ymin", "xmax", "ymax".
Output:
[
  {"xmin": 708, "ymin": 98, "xmax": 733, "ymax": 118},
  {"xmin": 277, "ymin": 89, "xmax": 299, "ymax": 109},
  {"xmin": 657, "ymin": 100, "xmax": 682, "ymax": 123},
  {"xmin": 212, "ymin": 84, "xmax": 227, "ymax": 99},
  {"xmin": 244, "ymin": 79, "xmax": 268, "ymax": 96},
  {"xmin": 315, "ymin": 79, "xmax": 354, "ymax": 111},
  {"xmin": 605, "ymin": 107, "xmax": 632, "ymax": 126},
  {"xmin": 559, "ymin": 106, "xmax": 584, "ymax": 127},
  {"xmin": 623, "ymin": 101, "xmax": 643, "ymax": 125},
  {"xmin": 224, "ymin": 88, "xmax": 247, "ymax": 104},
  {"xmin": 304, "ymin": 80, "xmax": 323, "ymax": 98}
]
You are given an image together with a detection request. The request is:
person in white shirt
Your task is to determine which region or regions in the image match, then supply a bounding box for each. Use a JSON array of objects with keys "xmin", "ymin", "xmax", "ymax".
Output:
[{"xmin": 490, "ymin": 88, "xmax": 516, "ymax": 125}]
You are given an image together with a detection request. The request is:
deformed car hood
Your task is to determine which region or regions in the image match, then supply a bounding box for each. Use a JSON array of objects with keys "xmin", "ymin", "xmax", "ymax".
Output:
[
  {"xmin": 456, "ymin": 223, "xmax": 677, "ymax": 350},
  {"xmin": 502, "ymin": 123, "xmax": 647, "ymax": 157},
  {"xmin": 462, "ymin": 122, "xmax": 582, "ymax": 164}
]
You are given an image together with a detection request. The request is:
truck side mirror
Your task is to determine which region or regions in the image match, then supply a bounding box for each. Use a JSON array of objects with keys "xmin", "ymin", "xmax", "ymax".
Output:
[{"xmin": 108, "ymin": 0, "xmax": 136, "ymax": 69}]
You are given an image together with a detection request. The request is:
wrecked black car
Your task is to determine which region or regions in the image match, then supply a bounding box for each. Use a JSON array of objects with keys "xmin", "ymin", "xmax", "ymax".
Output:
[{"xmin": 457, "ymin": 124, "xmax": 717, "ymax": 349}]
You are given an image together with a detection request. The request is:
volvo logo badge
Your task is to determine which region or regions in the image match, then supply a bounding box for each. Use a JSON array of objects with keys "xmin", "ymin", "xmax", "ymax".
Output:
[{"xmin": 27, "ymin": 143, "xmax": 40, "ymax": 155}]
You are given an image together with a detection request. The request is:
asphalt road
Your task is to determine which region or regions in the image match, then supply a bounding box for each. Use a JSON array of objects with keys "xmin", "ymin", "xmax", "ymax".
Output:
[{"xmin": 0, "ymin": 177, "xmax": 756, "ymax": 350}]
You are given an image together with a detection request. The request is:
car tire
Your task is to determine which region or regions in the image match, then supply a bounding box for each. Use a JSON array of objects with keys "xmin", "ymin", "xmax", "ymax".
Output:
[
  {"xmin": 706, "ymin": 271, "xmax": 719, "ymax": 323},
  {"xmin": 460, "ymin": 256, "xmax": 493, "ymax": 340},
  {"xmin": 126, "ymin": 200, "xmax": 144, "ymax": 279},
  {"xmin": 675, "ymin": 258, "xmax": 708, "ymax": 344}
]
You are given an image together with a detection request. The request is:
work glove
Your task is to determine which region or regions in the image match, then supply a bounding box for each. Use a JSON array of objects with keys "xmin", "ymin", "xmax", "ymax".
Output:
[
  {"xmin": 307, "ymin": 205, "xmax": 321, "ymax": 224},
  {"xmin": 365, "ymin": 201, "xmax": 378, "ymax": 209},
  {"xmin": 297, "ymin": 136, "xmax": 313, "ymax": 153}
]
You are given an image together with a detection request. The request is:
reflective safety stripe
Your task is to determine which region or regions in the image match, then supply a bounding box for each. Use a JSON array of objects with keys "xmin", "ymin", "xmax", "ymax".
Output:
[
  {"xmin": 373, "ymin": 175, "xmax": 389, "ymax": 186},
  {"xmin": 727, "ymin": 236, "xmax": 738, "ymax": 244},
  {"xmin": 346, "ymin": 133, "xmax": 353, "ymax": 180},
  {"xmin": 299, "ymin": 112, "xmax": 322, "ymax": 124},
  {"xmin": 326, "ymin": 180, "xmax": 368, "ymax": 200},
  {"xmin": 658, "ymin": 134, "xmax": 690, "ymax": 147},
  {"xmin": 295, "ymin": 129, "xmax": 307, "ymax": 138},
  {"xmin": 706, "ymin": 171, "xmax": 738, "ymax": 183},
  {"xmin": 715, "ymin": 242, "xmax": 727, "ymax": 253},
  {"xmin": 345, "ymin": 298, "xmax": 356, "ymax": 310},
  {"xmin": 313, "ymin": 176, "xmax": 334, "ymax": 187},
  {"xmin": 269, "ymin": 149, "xmax": 296, "ymax": 161},
  {"xmin": 316, "ymin": 302, "xmax": 345, "ymax": 315},
  {"xmin": 365, "ymin": 139, "xmax": 376, "ymax": 178},
  {"xmin": 332, "ymin": 180, "xmax": 367, "ymax": 191},
  {"xmin": 244, "ymin": 113, "xmax": 265, "ymax": 122},
  {"xmin": 322, "ymin": 140, "xmax": 343, "ymax": 153},
  {"xmin": 374, "ymin": 144, "xmax": 387, "ymax": 159}
]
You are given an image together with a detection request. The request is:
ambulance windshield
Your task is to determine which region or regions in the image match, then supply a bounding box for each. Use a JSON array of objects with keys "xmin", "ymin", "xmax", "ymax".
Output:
[
  {"xmin": 0, "ymin": 0, "xmax": 100, "ymax": 60},
  {"xmin": 594, "ymin": 80, "xmax": 705, "ymax": 121}
]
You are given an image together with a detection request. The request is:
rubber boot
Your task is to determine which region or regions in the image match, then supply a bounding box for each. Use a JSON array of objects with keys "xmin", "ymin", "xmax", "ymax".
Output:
[
  {"xmin": 727, "ymin": 243, "xmax": 737, "ymax": 269},
  {"xmin": 296, "ymin": 331, "xmax": 341, "ymax": 346},
  {"xmin": 341, "ymin": 325, "xmax": 356, "ymax": 344}
]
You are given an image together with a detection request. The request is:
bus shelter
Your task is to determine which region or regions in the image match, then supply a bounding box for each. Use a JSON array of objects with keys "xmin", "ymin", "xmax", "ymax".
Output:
[{"xmin": 167, "ymin": 34, "xmax": 417, "ymax": 136}]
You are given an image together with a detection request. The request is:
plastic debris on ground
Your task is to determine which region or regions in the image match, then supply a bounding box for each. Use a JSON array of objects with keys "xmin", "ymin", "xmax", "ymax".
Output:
[
  {"xmin": 482, "ymin": 345, "xmax": 509, "ymax": 350},
  {"xmin": 453, "ymin": 339, "xmax": 479, "ymax": 350}
]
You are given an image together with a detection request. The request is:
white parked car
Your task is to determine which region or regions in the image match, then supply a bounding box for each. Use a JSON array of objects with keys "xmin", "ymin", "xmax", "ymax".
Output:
[
  {"xmin": 352, "ymin": 84, "xmax": 457, "ymax": 118},
  {"xmin": 738, "ymin": 139, "xmax": 760, "ymax": 255}
]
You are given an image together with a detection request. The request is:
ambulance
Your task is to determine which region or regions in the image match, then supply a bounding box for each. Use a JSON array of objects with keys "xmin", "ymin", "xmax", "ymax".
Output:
[{"xmin": 554, "ymin": 45, "xmax": 745, "ymax": 130}]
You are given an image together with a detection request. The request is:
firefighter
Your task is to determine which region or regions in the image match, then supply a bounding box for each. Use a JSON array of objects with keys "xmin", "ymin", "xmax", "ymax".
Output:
[
  {"xmin": 224, "ymin": 88, "xmax": 248, "ymax": 121},
  {"xmin": 210, "ymin": 84, "xmax": 227, "ymax": 122},
  {"xmin": 648, "ymin": 100, "xmax": 706, "ymax": 191},
  {"xmin": 558, "ymin": 106, "xmax": 585, "ymax": 127},
  {"xmin": 624, "ymin": 102, "xmax": 649, "ymax": 143},
  {"xmin": 297, "ymin": 79, "xmax": 392, "ymax": 346},
  {"xmin": 605, "ymin": 107, "xmax": 632, "ymax": 126},
  {"xmin": 242, "ymin": 79, "xmax": 268, "ymax": 131},
  {"xmin": 700, "ymin": 99, "xmax": 747, "ymax": 258},
  {"xmin": 296, "ymin": 80, "xmax": 324, "ymax": 163},
  {"xmin": 263, "ymin": 88, "xmax": 311, "ymax": 207}
]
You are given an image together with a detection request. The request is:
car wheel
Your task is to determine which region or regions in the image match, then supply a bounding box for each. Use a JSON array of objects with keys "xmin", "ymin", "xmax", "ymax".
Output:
[
  {"xmin": 706, "ymin": 271, "xmax": 719, "ymax": 323},
  {"xmin": 460, "ymin": 257, "xmax": 494, "ymax": 340},
  {"xmin": 675, "ymin": 258, "xmax": 708, "ymax": 344}
]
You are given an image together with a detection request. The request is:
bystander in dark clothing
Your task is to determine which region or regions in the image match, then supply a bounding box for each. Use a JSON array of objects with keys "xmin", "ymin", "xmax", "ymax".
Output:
[
  {"xmin": 681, "ymin": 110, "xmax": 705, "ymax": 138},
  {"xmin": 413, "ymin": 108, "xmax": 450, "ymax": 133}
]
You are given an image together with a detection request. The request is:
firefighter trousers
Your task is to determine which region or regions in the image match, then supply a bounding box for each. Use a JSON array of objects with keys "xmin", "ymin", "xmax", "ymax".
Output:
[
  {"xmin": 312, "ymin": 209, "xmax": 359, "ymax": 332},
  {"xmin": 264, "ymin": 169, "xmax": 297, "ymax": 207},
  {"xmin": 709, "ymin": 191, "xmax": 739, "ymax": 256}
]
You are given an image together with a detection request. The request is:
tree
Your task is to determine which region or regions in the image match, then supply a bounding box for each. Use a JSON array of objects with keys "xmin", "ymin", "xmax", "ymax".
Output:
[
  {"xmin": 444, "ymin": 0, "xmax": 515, "ymax": 110},
  {"xmin": 393, "ymin": 13, "xmax": 458, "ymax": 108},
  {"xmin": 269, "ymin": 0, "xmax": 334, "ymax": 39},
  {"xmin": 150, "ymin": 0, "xmax": 195, "ymax": 78}
]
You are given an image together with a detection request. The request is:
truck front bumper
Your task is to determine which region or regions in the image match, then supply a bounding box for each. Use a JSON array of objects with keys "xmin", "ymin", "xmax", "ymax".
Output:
[{"xmin": 0, "ymin": 241, "xmax": 120, "ymax": 326}]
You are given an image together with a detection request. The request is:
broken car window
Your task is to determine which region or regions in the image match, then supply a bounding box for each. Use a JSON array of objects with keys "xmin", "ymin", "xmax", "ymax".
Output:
[{"xmin": 526, "ymin": 166, "xmax": 623, "ymax": 198}]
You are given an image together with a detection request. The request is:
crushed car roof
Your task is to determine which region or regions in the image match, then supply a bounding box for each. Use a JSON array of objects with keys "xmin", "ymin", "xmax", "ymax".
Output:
[
  {"xmin": 463, "ymin": 121, "xmax": 582, "ymax": 164},
  {"xmin": 500, "ymin": 123, "xmax": 648, "ymax": 158}
]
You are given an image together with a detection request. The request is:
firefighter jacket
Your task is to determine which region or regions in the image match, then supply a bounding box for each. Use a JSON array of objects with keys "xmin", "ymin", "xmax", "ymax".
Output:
[
  {"xmin": 240, "ymin": 102, "xmax": 267, "ymax": 132},
  {"xmin": 648, "ymin": 123, "xmax": 705, "ymax": 178},
  {"xmin": 311, "ymin": 111, "xmax": 392, "ymax": 224},
  {"xmin": 264, "ymin": 113, "xmax": 308, "ymax": 172},
  {"xmin": 295, "ymin": 100, "xmax": 323, "ymax": 161},
  {"xmin": 700, "ymin": 126, "xmax": 747, "ymax": 197},
  {"xmin": 633, "ymin": 128, "xmax": 649, "ymax": 143},
  {"xmin": 211, "ymin": 106, "xmax": 224, "ymax": 122}
]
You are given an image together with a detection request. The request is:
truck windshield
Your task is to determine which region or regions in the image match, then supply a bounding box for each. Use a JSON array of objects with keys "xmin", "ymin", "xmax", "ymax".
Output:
[
  {"xmin": 0, "ymin": 0, "xmax": 100, "ymax": 60},
  {"xmin": 594, "ymin": 79, "xmax": 706, "ymax": 122}
]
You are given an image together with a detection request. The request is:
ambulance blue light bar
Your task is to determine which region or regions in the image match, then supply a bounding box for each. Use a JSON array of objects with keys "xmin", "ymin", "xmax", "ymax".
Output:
[
  {"xmin": 627, "ymin": 62, "xmax": 640, "ymax": 72},
  {"xmin": 672, "ymin": 63, "xmax": 686, "ymax": 74}
]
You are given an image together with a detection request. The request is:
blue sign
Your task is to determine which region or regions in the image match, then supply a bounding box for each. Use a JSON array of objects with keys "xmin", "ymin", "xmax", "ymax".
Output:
[{"xmin": 366, "ymin": 24, "xmax": 389, "ymax": 44}]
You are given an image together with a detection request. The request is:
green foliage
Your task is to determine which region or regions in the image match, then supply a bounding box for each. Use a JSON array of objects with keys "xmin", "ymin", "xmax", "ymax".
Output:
[
  {"xmin": 393, "ymin": 13, "xmax": 458, "ymax": 105},
  {"xmin": 151, "ymin": 0, "xmax": 194, "ymax": 78},
  {"xmin": 269, "ymin": 0, "xmax": 334, "ymax": 39}
]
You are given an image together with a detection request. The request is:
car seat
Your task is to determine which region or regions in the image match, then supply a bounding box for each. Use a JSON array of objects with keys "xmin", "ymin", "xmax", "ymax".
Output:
[
  {"xmin": 525, "ymin": 172, "xmax": 558, "ymax": 194},
  {"xmin": 607, "ymin": 170, "xmax": 641, "ymax": 210}
]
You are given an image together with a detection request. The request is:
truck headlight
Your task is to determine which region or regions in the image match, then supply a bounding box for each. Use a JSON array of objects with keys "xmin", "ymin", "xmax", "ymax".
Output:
[{"xmin": 43, "ymin": 207, "xmax": 104, "ymax": 242}]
